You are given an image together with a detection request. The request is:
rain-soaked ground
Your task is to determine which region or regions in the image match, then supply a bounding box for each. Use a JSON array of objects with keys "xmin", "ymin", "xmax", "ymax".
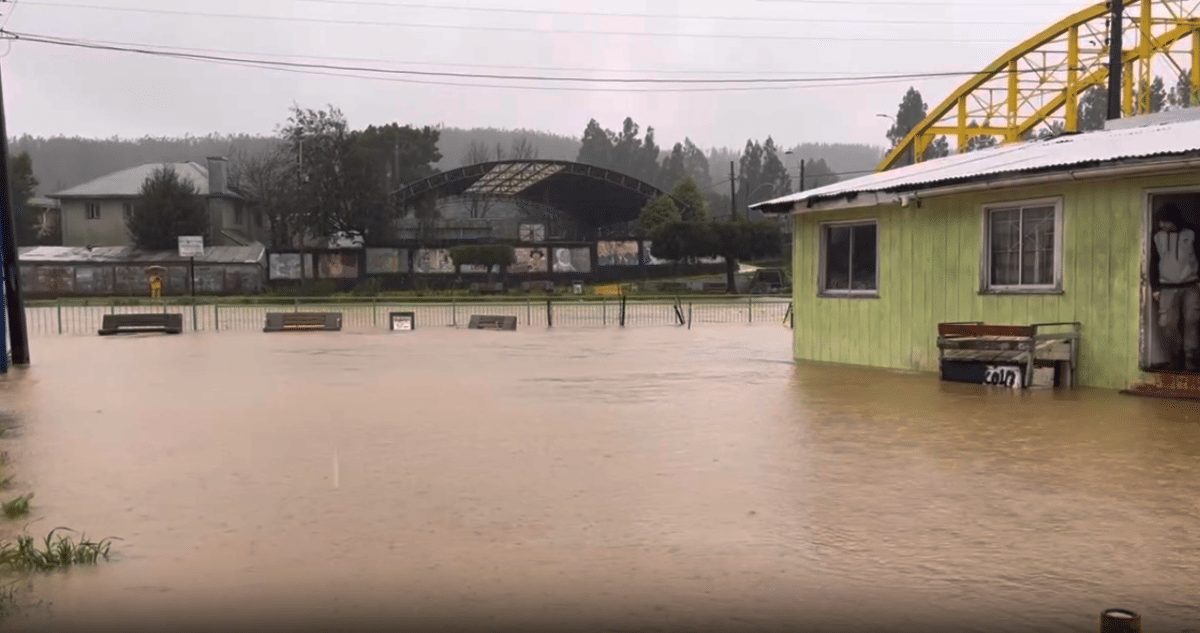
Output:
[{"xmin": 0, "ymin": 325, "xmax": 1198, "ymax": 633}]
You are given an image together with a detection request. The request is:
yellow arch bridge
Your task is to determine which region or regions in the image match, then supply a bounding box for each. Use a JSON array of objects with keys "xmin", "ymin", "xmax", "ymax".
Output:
[{"xmin": 880, "ymin": 0, "xmax": 1200, "ymax": 171}]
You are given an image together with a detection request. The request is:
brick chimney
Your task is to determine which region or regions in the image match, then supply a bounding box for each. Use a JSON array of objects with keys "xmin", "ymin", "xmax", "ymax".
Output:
[{"xmin": 206, "ymin": 156, "xmax": 228, "ymax": 195}]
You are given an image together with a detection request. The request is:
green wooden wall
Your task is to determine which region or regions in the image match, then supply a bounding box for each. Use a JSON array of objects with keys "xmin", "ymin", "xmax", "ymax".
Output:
[{"xmin": 790, "ymin": 172, "xmax": 1200, "ymax": 390}]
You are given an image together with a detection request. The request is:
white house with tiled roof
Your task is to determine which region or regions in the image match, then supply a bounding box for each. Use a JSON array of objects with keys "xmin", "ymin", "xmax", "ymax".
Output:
[{"xmin": 49, "ymin": 157, "xmax": 266, "ymax": 248}]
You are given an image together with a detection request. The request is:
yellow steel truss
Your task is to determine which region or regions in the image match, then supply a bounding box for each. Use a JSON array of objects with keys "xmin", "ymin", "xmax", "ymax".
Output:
[{"xmin": 878, "ymin": 0, "xmax": 1200, "ymax": 172}]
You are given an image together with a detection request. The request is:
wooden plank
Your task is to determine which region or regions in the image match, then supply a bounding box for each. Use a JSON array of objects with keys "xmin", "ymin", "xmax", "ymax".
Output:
[{"xmin": 938, "ymin": 323, "xmax": 1035, "ymax": 337}]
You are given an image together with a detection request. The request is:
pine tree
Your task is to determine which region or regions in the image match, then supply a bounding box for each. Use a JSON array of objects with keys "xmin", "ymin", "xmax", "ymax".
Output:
[
  {"xmin": 127, "ymin": 165, "xmax": 209, "ymax": 250},
  {"xmin": 671, "ymin": 176, "xmax": 709, "ymax": 223},
  {"xmin": 8, "ymin": 152, "xmax": 40, "ymax": 246}
]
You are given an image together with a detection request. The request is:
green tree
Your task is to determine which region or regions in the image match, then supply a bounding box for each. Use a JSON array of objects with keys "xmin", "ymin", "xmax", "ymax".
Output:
[
  {"xmin": 964, "ymin": 121, "xmax": 1000, "ymax": 153},
  {"xmin": 649, "ymin": 220, "xmax": 717, "ymax": 264},
  {"xmin": 738, "ymin": 139, "xmax": 765, "ymax": 211},
  {"xmin": 449, "ymin": 244, "xmax": 515, "ymax": 288},
  {"xmin": 709, "ymin": 219, "xmax": 782, "ymax": 293},
  {"xmin": 671, "ymin": 176, "xmax": 708, "ymax": 223},
  {"xmin": 760, "ymin": 137, "xmax": 792, "ymax": 198},
  {"xmin": 1173, "ymin": 69, "xmax": 1197, "ymax": 108},
  {"xmin": 576, "ymin": 117, "xmax": 661, "ymax": 185},
  {"xmin": 798, "ymin": 157, "xmax": 839, "ymax": 191},
  {"xmin": 638, "ymin": 194, "xmax": 681, "ymax": 237},
  {"xmin": 280, "ymin": 106, "xmax": 441, "ymax": 246},
  {"xmin": 8, "ymin": 151, "xmax": 40, "ymax": 246},
  {"xmin": 1077, "ymin": 86, "xmax": 1109, "ymax": 132},
  {"xmin": 660, "ymin": 142, "xmax": 687, "ymax": 190},
  {"xmin": 229, "ymin": 144, "xmax": 303, "ymax": 250},
  {"xmin": 1036, "ymin": 120, "xmax": 1065, "ymax": 140},
  {"xmin": 127, "ymin": 165, "xmax": 209, "ymax": 250},
  {"xmin": 681, "ymin": 138, "xmax": 712, "ymax": 190}
]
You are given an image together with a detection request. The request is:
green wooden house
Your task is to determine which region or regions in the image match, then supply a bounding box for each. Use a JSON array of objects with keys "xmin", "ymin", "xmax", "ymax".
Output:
[{"xmin": 752, "ymin": 111, "xmax": 1200, "ymax": 396}]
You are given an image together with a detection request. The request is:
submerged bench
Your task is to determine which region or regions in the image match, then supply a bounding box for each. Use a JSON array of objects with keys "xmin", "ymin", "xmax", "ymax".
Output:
[
  {"xmin": 98, "ymin": 313, "xmax": 183, "ymax": 336},
  {"xmin": 467, "ymin": 315, "xmax": 517, "ymax": 331},
  {"xmin": 937, "ymin": 321, "xmax": 1081, "ymax": 388},
  {"xmin": 263, "ymin": 312, "xmax": 342, "ymax": 332}
]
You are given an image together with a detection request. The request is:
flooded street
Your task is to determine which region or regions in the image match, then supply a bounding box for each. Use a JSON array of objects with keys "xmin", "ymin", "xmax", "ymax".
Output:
[{"xmin": 0, "ymin": 325, "xmax": 1198, "ymax": 633}]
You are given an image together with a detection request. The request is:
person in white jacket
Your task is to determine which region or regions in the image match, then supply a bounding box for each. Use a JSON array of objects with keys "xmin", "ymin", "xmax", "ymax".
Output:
[{"xmin": 1150, "ymin": 203, "xmax": 1200, "ymax": 371}]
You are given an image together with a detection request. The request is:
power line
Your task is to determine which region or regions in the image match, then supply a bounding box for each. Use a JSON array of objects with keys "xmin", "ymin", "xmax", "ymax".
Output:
[
  {"xmin": 12, "ymin": 2, "xmax": 1028, "ymax": 43},
  {"xmin": 7, "ymin": 31, "xmax": 1081, "ymax": 92},
  {"xmin": 141, "ymin": 0, "xmax": 1058, "ymax": 27}
]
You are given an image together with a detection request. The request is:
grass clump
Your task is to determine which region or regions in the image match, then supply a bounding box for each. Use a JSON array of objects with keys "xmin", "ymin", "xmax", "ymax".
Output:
[
  {"xmin": 1, "ymin": 495, "xmax": 30, "ymax": 520},
  {"xmin": 0, "ymin": 528, "xmax": 114, "ymax": 573}
]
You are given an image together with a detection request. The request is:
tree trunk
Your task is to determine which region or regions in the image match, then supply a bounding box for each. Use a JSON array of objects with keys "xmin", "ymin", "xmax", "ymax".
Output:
[{"xmin": 725, "ymin": 256, "xmax": 738, "ymax": 294}]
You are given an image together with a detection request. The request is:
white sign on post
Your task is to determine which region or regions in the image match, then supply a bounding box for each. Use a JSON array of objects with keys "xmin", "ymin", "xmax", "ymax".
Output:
[{"xmin": 178, "ymin": 236, "xmax": 204, "ymax": 258}]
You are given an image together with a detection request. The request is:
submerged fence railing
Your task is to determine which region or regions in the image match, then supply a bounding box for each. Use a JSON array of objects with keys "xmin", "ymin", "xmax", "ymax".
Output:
[{"xmin": 23, "ymin": 295, "xmax": 794, "ymax": 335}]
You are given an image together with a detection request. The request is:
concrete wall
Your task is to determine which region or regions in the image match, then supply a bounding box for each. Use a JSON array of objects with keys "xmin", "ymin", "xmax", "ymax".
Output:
[{"xmin": 60, "ymin": 199, "xmax": 133, "ymax": 247}]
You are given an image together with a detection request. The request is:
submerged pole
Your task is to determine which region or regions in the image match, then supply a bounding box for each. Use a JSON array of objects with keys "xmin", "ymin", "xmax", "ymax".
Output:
[
  {"xmin": 1100, "ymin": 609, "xmax": 1140, "ymax": 633},
  {"xmin": 0, "ymin": 59, "xmax": 29, "ymax": 366}
]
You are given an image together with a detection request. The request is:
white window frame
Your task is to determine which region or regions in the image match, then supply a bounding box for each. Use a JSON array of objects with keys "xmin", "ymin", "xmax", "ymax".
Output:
[
  {"xmin": 818, "ymin": 219, "xmax": 879, "ymax": 298},
  {"xmin": 981, "ymin": 197, "xmax": 1064, "ymax": 294},
  {"xmin": 85, "ymin": 202, "xmax": 101, "ymax": 220}
]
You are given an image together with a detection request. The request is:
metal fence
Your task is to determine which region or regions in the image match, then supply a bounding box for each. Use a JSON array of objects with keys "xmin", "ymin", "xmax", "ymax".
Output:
[{"xmin": 24, "ymin": 296, "xmax": 794, "ymax": 335}]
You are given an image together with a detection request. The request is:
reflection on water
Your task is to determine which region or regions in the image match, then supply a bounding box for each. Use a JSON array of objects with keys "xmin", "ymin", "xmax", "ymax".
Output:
[{"xmin": 0, "ymin": 327, "xmax": 1198, "ymax": 633}]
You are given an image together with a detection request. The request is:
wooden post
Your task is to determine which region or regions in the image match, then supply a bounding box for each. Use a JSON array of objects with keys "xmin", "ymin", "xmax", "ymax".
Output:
[
  {"xmin": 688, "ymin": 302, "xmax": 692, "ymax": 329},
  {"xmin": 56, "ymin": 300, "xmax": 62, "ymax": 335},
  {"xmin": 214, "ymin": 303, "xmax": 219, "ymax": 331},
  {"xmin": 189, "ymin": 256, "xmax": 195, "ymax": 297},
  {"xmin": 192, "ymin": 303, "xmax": 198, "ymax": 332},
  {"xmin": 546, "ymin": 299, "xmax": 553, "ymax": 328}
]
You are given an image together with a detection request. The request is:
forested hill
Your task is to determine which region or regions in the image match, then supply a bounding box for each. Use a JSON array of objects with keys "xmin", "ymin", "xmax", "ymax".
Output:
[{"xmin": 10, "ymin": 129, "xmax": 884, "ymax": 197}]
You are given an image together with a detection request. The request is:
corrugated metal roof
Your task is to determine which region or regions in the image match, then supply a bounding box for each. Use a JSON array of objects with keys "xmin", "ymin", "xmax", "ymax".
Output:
[
  {"xmin": 752, "ymin": 115, "xmax": 1200, "ymax": 212},
  {"xmin": 16, "ymin": 244, "xmax": 266, "ymax": 265},
  {"xmin": 49, "ymin": 162, "xmax": 242, "ymax": 199}
]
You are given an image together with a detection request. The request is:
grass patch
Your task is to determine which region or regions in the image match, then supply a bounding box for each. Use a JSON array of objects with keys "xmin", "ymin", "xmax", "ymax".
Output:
[
  {"xmin": 0, "ymin": 528, "xmax": 114, "ymax": 573},
  {"xmin": 2, "ymin": 495, "xmax": 31, "ymax": 520}
]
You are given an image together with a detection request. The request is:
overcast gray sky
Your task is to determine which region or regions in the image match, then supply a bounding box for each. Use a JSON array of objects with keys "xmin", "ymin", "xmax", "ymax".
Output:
[{"xmin": 3, "ymin": 0, "xmax": 1091, "ymax": 150}]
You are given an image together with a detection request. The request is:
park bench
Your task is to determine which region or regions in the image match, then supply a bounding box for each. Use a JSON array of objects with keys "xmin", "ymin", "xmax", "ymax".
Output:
[
  {"xmin": 97, "ymin": 313, "xmax": 183, "ymax": 336},
  {"xmin": 263, "ymin": 312, "xmax": 343, "ymax": 332},
  {"xmin": 937, "ymin": 321, "xmax": 1081, "ymax": 388},
  {"xmin": 467, "ymin": 315, "xmax": 518, "ymax": 331}
]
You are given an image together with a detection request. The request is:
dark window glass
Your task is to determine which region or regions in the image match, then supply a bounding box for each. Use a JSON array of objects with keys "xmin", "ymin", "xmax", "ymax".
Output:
[
  {"xmin": 852, "ymin": 224, "xmax": 877, "ymax": 290},
  {"xmin": 824, "ymin": 225, "xmax": 852, "ymax": 291}
]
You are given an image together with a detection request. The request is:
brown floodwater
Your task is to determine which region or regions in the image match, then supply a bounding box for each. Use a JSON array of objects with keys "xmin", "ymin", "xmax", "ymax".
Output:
[{"xmin": 0, "ymin": 326, "xmax": 1198, "ymax": 633}]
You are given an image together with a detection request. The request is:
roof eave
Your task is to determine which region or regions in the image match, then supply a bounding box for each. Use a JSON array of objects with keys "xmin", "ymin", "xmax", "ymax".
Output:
[{"xmin": 796, "ymin": 154, "xmax": 1200, "ymax": 214}]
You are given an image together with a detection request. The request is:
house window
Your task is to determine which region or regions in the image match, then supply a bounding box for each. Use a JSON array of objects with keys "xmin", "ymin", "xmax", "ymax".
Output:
[
  {"xmin": 123, "ymin": 202, "xmax": 133, "ymax": 219},
  {"xmin": 234, "ymin": 206, "xmax": 244, "ymax": 225},
  {"xmin": 820, "ymin": 220, "xmax": 878, "ymax": 296},
  {"xmin": 985, "ymin": 200, "xmax": 1061, "ymax": 291},
  {"xmin": 86, "ymin": 202, "xmax": 101, "ymax": 220},
  {"xmin": 254, "ymin": 210, "xmax": 263, "ymax": 228}
]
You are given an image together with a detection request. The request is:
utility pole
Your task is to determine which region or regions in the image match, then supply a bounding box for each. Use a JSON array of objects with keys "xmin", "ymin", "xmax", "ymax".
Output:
[
  {"xmin": 0, "ymin": 57, "xmax": 29, "ymax": 367},
  {"xmin": 729, "ymin": 161, "xmax": 737, "ymax": 220},
  {"xmin": 1107, "ymin": 0, "xmax": 1124, "ymax": 121},
  {"xmin": 799, "ymin": 160, "xmax": 806, "ymax": 192}
]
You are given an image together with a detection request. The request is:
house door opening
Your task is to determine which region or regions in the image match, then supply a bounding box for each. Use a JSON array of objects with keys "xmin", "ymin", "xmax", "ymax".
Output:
[{"xmin": 1143, "ymin": 193, "xmax": 1200, "ymax": 373}]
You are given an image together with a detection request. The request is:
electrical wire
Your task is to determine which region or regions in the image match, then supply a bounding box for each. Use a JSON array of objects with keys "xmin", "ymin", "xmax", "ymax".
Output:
[
  {"xmin": 6, "ymin": 31, "xmax": 1082, "ymax": 92},
  {"xmin": 14, "ymin": 2, "xmax": 1031, "ymax": 43},
  {"xmin": 17, "ymin": 0, "xmax": 1065, "ymax": 27},
  {"xmin": 0, "ymin": 30, "xmax": 1023, "ymax": 77},
  {"xmin": 288, "ymin": 0, "xmax": 1092, "ymax": 15}
]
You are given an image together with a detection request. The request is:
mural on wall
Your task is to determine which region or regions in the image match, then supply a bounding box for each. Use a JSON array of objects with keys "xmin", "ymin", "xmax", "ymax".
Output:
[
  {"xmin": 641, "ymin": 241, "xmax": 667, "ymax": 266},
  {"xmin": 319, "ymin": 252, "xmax": 360, "ymax": 279},
  {"xmin": 512, "ymin": 247, "xmax": 548, "ymax": 273},
  {"xmin": 597, "ymin": 241, "xmax": 639, "ymax": 267},
  {"xmin": 414, "ymin": 249, "xmax": 455, "ymax": 274},
  {"xmin": 365, "ymin": 248, "xmax": 408, "ymax": 274},
  {"xmin": 269, "ymin": 253, "xmax": 314, "ymax": 280},
  {"xmin": 552, "ymin": 247, "xmax": 592, "ymax": 273}
]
